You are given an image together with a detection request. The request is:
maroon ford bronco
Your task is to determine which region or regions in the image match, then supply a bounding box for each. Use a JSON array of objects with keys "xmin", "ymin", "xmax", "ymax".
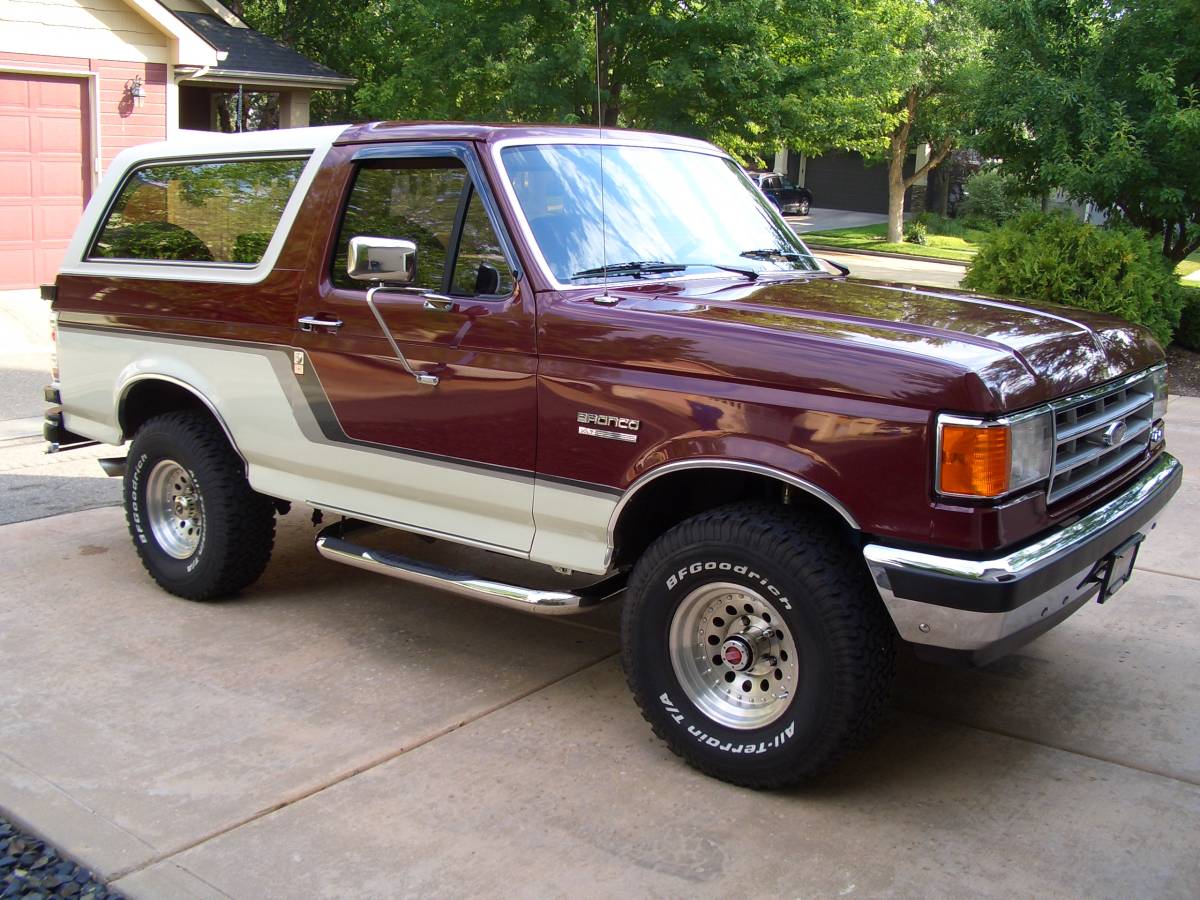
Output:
[{"xmin": 44, "ymin": 122, "xmax": 1180, "ymax": 787}]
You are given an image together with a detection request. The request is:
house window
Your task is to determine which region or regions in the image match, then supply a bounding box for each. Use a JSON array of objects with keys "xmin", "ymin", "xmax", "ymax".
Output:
[{"xmin": 90, "ymin": 157, "xmax": 308, "ymax": 264}]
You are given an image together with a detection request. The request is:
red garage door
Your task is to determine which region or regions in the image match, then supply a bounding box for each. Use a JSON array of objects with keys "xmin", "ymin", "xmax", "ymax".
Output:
[{"xmin": 0, "ymin": 72, "xmax": 90, "ymax": 289}]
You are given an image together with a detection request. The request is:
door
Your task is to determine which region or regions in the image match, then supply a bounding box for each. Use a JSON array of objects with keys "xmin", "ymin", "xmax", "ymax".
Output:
[
  {"xmin": 0, "ymin": 72, "xmax": 90, "ymax": 288},
  {"xmin": 294, "ymin": 142, "xmax": 538, "ymax": 552}
]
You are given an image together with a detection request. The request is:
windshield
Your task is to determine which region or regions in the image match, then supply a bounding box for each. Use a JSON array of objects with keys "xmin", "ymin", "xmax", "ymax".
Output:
[{"xmin": 499, "ymin": 143, "xmax": 821, "ymax": 284}]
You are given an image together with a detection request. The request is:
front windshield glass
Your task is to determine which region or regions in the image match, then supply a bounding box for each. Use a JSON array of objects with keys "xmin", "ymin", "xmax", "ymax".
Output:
[{"xmin": 499, "ymin": 143, "xmax": 821, "ymax": 284}]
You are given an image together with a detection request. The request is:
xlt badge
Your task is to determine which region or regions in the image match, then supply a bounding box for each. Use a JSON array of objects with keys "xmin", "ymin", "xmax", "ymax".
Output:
[{"xmin": 577, "ymin": 411, "xmax": 640, "ymax": 443}]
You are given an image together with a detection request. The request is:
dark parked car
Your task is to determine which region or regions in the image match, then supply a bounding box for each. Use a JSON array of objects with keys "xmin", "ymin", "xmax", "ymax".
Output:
[{"xmin": 749, "ymin": 171, "xmax": 812, "ymax": 216}]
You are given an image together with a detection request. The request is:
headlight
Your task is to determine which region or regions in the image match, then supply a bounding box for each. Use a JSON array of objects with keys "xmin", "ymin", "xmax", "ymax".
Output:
[
  {"xmin": 1150, "ymin": 365, "xmax": 1168, "ymax": 421},
  {"xmin": 936, "ymin": 410, "xmax": 1053, "ymax": 499}
]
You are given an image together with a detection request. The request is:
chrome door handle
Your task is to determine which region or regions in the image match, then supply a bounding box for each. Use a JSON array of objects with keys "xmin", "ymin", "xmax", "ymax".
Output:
[
  {"xmin": 422, "ymin": 293, "xmax": 454, "ymax": 312},
  {"xmin": 298, "ymin": 315, "xmax": 343, "ymax": 332}
]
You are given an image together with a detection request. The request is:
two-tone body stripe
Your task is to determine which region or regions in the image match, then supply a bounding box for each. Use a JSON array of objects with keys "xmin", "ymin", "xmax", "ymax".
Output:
[
  {"xmin": 59, "ymin": 318, "xmax": 620, "ymax": 495},
  {"xmin": 55, "ymin": 318, "xmax": 622, "ymax": 573}
]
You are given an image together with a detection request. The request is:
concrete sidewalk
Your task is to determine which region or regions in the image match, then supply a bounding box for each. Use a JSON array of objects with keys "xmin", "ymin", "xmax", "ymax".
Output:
[{"xmin": 0, "ymin": 398, "xmax": 1197, "ymax": 896}]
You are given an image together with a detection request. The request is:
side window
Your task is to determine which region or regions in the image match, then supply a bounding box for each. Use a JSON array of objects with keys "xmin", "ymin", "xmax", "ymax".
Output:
[
  {"xmin": 331, "ymin": 157, "xmax": 514, "ymax": 296},
  {"xmin": 451, "ymin": 190, "xmax": 515, "ymax": 296},
  {"xmin": 90, "ymin": 157, "xmax": 307, "ymax": 264}
]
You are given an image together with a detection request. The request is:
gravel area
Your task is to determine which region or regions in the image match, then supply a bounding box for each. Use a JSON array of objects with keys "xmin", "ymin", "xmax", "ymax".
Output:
[
  {"xmin": 1166, "ymin": 344, "xmax": 1200, "ymax": 397},
  {"xmin": 0, "ymin": 819, "xmax": 120, "ymax": 899}
]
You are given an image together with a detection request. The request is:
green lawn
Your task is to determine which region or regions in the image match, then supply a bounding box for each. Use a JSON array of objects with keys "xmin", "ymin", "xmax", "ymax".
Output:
[{"xmin": 801, "ymin": 221, "xmax": 990, "ymax": 263}]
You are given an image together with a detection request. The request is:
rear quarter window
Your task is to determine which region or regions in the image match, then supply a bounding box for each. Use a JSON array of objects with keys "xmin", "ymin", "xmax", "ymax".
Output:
[{"xmin": 89, "ymin": 156, "xmax": 307, "ymax": 264}]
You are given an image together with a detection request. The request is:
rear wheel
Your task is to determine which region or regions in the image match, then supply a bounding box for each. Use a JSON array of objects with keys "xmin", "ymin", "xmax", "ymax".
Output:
[
  {"xmin": 124, "ymin": 411, "xmax": 275, "ymax": 600},
  {"xmin": 621, "ymin": 503, "xmax": 895, "ymax": 787}
]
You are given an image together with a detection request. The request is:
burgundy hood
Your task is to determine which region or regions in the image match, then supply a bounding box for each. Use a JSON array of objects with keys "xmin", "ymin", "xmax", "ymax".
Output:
[{"xmin": 628, "ymin": 275, "xmax": 1164, "ymax": 410}]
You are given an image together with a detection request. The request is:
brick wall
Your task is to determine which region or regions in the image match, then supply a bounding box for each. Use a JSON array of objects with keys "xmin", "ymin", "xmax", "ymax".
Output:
[{"xmin": 0, "ymin": 51, "xmax": 168, "ymax": 174}]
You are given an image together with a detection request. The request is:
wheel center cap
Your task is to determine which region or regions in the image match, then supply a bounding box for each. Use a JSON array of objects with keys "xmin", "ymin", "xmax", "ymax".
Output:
[{"xmin": 721, "ymin": 636, "xmax": 753, "ymax": 671}]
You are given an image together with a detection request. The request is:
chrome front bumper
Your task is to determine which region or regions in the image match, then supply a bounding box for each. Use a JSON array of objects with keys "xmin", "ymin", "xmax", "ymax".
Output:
[{"xmin": 863, "ymin": 453, "xmax": 1182, "ymax": 665}]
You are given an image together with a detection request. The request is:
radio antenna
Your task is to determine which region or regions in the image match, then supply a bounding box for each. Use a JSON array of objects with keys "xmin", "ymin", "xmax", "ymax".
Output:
[{"xmin": 595, "ymin": 6, "xmax": 610, "ymax": 300}]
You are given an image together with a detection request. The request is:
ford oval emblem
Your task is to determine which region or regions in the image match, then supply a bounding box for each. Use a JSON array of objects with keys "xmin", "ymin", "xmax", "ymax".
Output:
[{"xmin": 1102, "ymin": 420, "xmax": 1127, "ymax": 447}]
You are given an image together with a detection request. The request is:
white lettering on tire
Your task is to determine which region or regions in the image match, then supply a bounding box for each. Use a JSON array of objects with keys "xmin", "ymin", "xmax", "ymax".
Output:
[
  {"xmin": 130, "ymin": 453, "xmax": 149, "ymax": 545},
  {"xmin": 665, "ymin": 560, "xmax": 792, "ymax": 610},
  {"xmin": 659, "ymin": 693, "xmax": 795, "ymax": 754}
]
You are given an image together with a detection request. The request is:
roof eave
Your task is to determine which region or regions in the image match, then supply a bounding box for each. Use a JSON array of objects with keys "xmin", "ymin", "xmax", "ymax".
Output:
[
  {"xmin": 179, "ymin": 70, "xmax": 357, "ymax": 90},
  {"xmin": 123, "ymin": 0, "xmax": 221, "ymax": 66}
]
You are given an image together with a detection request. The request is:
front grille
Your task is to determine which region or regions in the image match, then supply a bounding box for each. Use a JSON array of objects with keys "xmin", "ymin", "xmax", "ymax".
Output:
[{"xmin": 1048, "ymin": 372, "xmax": 1155, "ymax": 503}]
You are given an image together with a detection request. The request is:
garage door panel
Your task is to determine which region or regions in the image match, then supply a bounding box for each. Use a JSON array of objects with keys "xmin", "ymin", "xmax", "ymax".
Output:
[
  {"xmin": 39, "ymin": 204, "xmax": 83, "ymax": 241},
  {"xmin": 0, "ymin": 161, "xmax": 34, "ymax": 197},
  {"xmin": 35, "ymin": 116, "xmax": 85, "ymax": 154},
  {"xmin": 34, "ymin": 78, "xmax": 86, "ymax": 110},
  {"xmin": 0, "ymin": 115, "xmax": 33, "ymax": 153},
  {"xmin": 0, "ymin": 206, "xmax": 34, "ymax": 241},
  {"xmin": 0, "ymin": 77, "xmax": 30, "ymax": 107},
  {"xmin": 0, "ymin": 248, "xmax": 35, "ymax": 286},
  {"xmin": 35, "ymin": 160, "xmax": 86, "ymax": 197}
]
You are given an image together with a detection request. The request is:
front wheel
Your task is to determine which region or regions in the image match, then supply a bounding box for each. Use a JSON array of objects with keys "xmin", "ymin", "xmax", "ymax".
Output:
[
  {"xmin": 125, "ymin": 411, "xmax": 276, "ymax": 600},
  {"xmin": 621, "ymin": 503, "xmax": 895, "ymax": 788},
  {"xmin": 797, "ymin": 196, "xmax": 811, "ymax": 216}
]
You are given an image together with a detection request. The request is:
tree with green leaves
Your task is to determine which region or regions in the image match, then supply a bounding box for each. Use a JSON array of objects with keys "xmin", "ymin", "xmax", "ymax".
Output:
[
  {"xmin": 973, "ymin": 0, "xmax": 1200, "ymax": 264},
  {"xmin": 768, "ymin": 0, "xmax": 984, "ymax": 243},
  {"xmin": 240, "ymin": 1, "xmax": 932, "ymax": 163},
  {"xmin": 858, "ymin": 0, "xmax": 985, "ymax": 242}
]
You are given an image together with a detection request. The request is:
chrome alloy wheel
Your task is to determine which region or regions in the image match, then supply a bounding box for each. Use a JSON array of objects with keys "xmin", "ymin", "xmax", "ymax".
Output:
[
  {"xmin": 668, "ymin": 582, "xmax": 799, "ymax": 730},
  {"xmin": 146, "ymin": 459, "xmax": 204, "ymax": 559}
]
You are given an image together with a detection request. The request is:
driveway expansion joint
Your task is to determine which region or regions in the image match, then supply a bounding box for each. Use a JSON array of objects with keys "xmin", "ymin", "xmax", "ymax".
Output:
[
  {"xmin": 904, "ymin": 709, "xmax": 1200, "ymax": 788},
  {"xmin": 103, "ymin": 651, "xmax": 619, "ymax": 884}
]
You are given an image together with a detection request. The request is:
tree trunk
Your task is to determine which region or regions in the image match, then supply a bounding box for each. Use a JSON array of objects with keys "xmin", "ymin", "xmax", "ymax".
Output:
[
  {"xmin": 886, "ymin": 143, "xmax": 907, "ymax": 244},
  {"xmin": 604, "ymin": 84, "xmax": 621, "ymax": 128}
]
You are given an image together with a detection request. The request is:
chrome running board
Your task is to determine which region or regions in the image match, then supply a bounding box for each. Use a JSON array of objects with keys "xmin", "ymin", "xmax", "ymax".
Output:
[{"xmin": 315, "ymin": 526, "xmax": 626, "ymax": 616}]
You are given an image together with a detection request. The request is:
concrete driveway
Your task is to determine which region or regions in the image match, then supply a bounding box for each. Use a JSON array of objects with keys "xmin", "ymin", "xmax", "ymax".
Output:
[
  {"xmin": 1, "ymin": 400, "xmax": 1198, "ymax": 897},
  {"xmin": 787, "ymin": 207, "xmax": 891, "ymax": 234}
]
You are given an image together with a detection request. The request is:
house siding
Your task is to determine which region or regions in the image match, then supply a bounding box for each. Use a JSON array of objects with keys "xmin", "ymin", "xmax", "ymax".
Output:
[
  {"xmin": 0, "ymin": 0, "xmax": 171, "ymax": 64},
  {"xmin": 94, "ymin": 58, "xmax": 166, "ymax": 168}
]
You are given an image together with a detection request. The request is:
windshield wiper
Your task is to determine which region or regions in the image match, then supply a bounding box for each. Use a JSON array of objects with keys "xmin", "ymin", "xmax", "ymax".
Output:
[
  {"xmin": 571, "ymin": 260, "xmax": 758, "ymax": 281},
  {"xmin": 571, "ymin": 260, "xmax": 687, "ymax": 279},
  {"xmin": 739, "ymin": 248, "xmax": 806, "ymax": 261}
]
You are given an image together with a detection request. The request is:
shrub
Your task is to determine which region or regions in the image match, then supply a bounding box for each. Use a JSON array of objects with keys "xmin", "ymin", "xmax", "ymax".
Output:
[
  {"xmin": 905, "ymin": 221, "xmax": 929, "ymax": 245},
  {"xmin": 958, "ymin": 170, "xmax": 1036, "ymax": 224},
  {"xmin": 963, "ymin": 212, "xmax": 1184, "ymax": 346},
  {"xmin": 916, "ymin": 211, "xmax": 967, "ymax": 238},
  {"xmin": 1178, "ymin": 286, "xmax": 1200, "ymax": 352}
]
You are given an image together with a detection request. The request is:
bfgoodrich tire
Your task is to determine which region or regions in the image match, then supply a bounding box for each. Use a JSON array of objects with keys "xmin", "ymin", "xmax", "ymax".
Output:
[
  {"xmin": 124, "ymin": 411, "xmax": 275, "ymax": 601},
  {"xmin": 621, "ymin": 503, "xmax": 895, "ymax": 788}
]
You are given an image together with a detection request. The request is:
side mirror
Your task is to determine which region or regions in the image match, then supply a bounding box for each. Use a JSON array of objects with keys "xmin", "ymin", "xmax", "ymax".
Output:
[{"xmin": 347, "ymin": 236, "xmax": 416, "ymax": 284}]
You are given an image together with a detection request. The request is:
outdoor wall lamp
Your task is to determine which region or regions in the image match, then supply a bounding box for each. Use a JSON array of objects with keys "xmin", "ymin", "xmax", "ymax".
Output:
[{"xmin": 124, "ymin": 76, "xmax": 145, "ymax": 108}]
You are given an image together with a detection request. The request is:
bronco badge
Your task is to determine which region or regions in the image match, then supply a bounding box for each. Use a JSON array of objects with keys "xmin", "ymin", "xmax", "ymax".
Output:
[{"xmin": 577, "ymin": 411, "xmax": 640, "ymax": 443}]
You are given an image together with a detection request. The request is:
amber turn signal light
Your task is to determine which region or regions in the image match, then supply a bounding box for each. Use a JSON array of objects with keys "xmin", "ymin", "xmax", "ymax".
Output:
[{"xmin": 938, "ymin": 422, "xmax": 1010, "ymax": 497}]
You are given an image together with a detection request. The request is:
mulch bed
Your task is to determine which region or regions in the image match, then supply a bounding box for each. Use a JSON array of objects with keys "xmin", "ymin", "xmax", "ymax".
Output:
[
  {"xmin": 1166, "ymin": 344, "xmax": 1200, "ymax": 397},
  {"xmin": 0, "ymin": 819, "xmax": 120, "ymax": 899}
]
